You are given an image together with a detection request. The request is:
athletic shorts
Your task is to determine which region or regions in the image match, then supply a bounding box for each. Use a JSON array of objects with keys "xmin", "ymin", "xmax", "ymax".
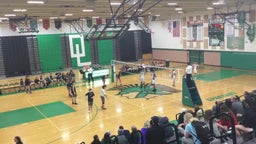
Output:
[{"xmin": 101, "ymin": 96, "xmax": 105, "ymax": 104}]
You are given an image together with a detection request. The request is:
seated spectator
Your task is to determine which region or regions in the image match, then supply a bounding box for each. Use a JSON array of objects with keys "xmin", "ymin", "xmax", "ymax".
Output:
[
  {"xmin": 146, "ymin": 116, "xmax": 165, "ymax": 144},
  {"xmin": 101, "ymin": 131, "xmax": 113, "ymax": 144},
  {"xmin": 140, "ymin": 121, "xmax": 150, "ymax": 144},
  {"xmin": 39, "ymin": 75, "xmax": 45, "ymax": 88},
  {"xmin": 91, "ymin": 135, "xmax": 101, "ymax": 144},
  {"xmin": 117, "ymin": 129, "xmax": 129, "ymax": 144},
  {"xmin": 118, "ymin": 125, "xmax": 131, "ymax": 141},
  {"xmin": 218, "ymin": 103, "xmax": 253, "ymax": 136},
  {"xmin": 194, "ymin": 105, "xmax": 204, "ymax": 120},
  {"xmin": 241, "ymin": 99, "xmax": 256, "ymax": 133},
  {"xmin": 231, "ymin": 95, "xmax": 244, "ymax": 119},
  {"xmin": 159, "ymin": 116, "xmax": 175, "ymax": 143},
  {"xmin": 181, "ymin": 113, "xmax": 198, "ymax": 144},
  {"xmin": 130, "ymin": 126, "xmax": 141, "ymax": 144}
]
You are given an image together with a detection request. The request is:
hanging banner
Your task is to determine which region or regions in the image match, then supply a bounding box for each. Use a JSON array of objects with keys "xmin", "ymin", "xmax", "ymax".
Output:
[
  {"xmin": 42, "ymin": 18, "xmax": 50, "ymax": 30},
  {"xmin": 9, "ymin": 20, "xmax": 17, "ymax": 31},
  {"xmin": 30, "ymin": 18, "xmax": 38, "ymax": 31},
  {"xmin": 86, "ymin": 18, "xmax": 92, "ymax": 27},
  {"xmin": 54, "ymin": 19, "xmax": 62, "ymax": 29},
  {"xmin": 96, "ymin": 18, "xmax": 102, "ymax": 25}
]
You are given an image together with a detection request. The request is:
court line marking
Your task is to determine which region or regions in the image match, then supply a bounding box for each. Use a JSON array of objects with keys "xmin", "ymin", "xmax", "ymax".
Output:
[
  {"xmin": 26, "ymin": 98, "xmax": 62, "ymax": 131},
  {"xmin": 46, "ymin": 103, "xmax": 99, "ymax": 144}
]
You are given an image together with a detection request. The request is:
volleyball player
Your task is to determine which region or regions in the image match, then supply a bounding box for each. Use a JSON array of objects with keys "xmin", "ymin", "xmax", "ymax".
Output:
[
  {"xmin": 85, "ymin": 88, "xmax": 95, "ymax": 112},
  {"xmin": 116, "ymin": 71, "xmax": 122, "ymax": 86},
  {"xmin": 171, "ymin": 68, "xmax": 176, "ymax": 87}
]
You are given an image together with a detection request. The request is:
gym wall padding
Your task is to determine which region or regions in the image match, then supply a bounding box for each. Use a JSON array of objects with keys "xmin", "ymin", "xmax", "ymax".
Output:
[
  {"xmin": 220, "ymin": 51, "xmax": 256, "ymax": 70},
  {"xmin": 37, "ymin": 34, "xmax": 64, "ymax": 72},
  {"xmin": 118, "ymin": 31, "xmax": 136, "ymax": 61},
  {"xmin": 97, "ymin": 39, "xmax": 113, "ymax": 65},
  {"xmin": 141, "ymin": 30, "xmax": 152, "ymax": 54},
  {"xmin": 1, "ymin": 36, "xmax": 31, "ymax": 77},
  {"xmin": 204, "ymin": 52, "xmax": 220, "ymax": 66}
]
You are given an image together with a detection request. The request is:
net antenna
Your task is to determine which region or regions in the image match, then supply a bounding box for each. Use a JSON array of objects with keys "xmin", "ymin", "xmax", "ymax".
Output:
[{"xmin": 86, "ymin": 0, "xmax": 164, "ymax": 40}]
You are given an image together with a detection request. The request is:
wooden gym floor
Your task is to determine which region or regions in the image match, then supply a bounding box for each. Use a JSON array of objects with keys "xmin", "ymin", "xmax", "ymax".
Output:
[{"xmin": 0, "ymin": 62, "xmax": 256, "ymax": 144}]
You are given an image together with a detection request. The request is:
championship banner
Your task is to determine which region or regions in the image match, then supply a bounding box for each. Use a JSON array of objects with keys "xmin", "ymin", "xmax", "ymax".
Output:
[
  {"xmin": 54, "ymin": 19, "xmax": 62, "ymax": 29},
  {"xmin": 30, "ymin": 18, "xmax": 38, "ymax": 30},
  {"xmin": 86, "ymin": 18, "xmax": 92, "ymax": 27},
  {"xmin": 42, "ymin": 18, "xmax": 50, "ymax": 30},
  {"xmin": 96, "ymin": 18, "xmax": 102, "ymax": 25},
  {"xmin": 9, "ymin": 20, "xmax": 17, "ymax": 31}
]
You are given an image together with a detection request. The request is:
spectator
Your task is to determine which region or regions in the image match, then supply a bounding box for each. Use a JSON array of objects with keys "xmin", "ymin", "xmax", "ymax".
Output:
[
  {"xmin": 146, "ymin": 116, "xmax": 165, "ymax": 144},
  {"xmin": 130, "ymin": 126, "xmax": 141, "ymax": 144},
  {"xmin": 141, "ymin": 121, "xmax": 150, "ymax": 144},
  {"xmin": 117, "ymin": 129, "xmax": 129, "ymax": 144},
  {"xmin": 91, "ymin": 135, "xmax": 101, "ymax": 144},
  {"xmin": 14, "ymin": 136, "xmax": 23, "ymax": 144}
]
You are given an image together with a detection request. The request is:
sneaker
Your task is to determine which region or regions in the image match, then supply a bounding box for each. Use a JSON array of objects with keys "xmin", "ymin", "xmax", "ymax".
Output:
[
  {"xmin": 247, "ymin": 128, "xmax": 253, "ymax": 132},
  {"xmin": 74, "ymin": 103, "xmax": 78, "ymax": 105}
]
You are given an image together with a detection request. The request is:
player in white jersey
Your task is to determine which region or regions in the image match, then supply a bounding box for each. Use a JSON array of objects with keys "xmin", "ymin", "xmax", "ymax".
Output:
[{"xmin": 171, "ymin": 69, "xmax": 176, "ymax": 87}]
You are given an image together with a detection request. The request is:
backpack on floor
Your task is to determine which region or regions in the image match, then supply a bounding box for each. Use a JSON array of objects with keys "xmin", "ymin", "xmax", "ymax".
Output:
[{"xmin": 191, "ymin": 121, "xmax": 213, "ymax": 144}]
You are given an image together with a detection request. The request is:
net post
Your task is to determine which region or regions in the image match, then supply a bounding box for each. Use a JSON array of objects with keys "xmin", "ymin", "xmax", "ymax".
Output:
[{"xmin": 111, "ymin": 60, "xmax": 115, "ymax": 83}]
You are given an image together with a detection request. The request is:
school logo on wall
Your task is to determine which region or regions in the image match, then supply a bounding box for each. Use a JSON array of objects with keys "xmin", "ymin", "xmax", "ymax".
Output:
[
  {"xmin": 69, "ymin": 35, "xmax": 91, "ymax": 67},
  {"xmin": 108, "ymin": 83, "xmax": 181, "ymax": 99}
]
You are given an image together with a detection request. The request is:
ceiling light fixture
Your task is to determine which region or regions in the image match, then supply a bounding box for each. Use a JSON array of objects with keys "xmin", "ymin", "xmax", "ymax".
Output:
[
  {"xmin": 175, "ymin": 7, "xmax": 182, "ymax": 11},
  {"xmin": 168, "ymin": 3, "xmax": 177, "ymax": 6},
  {"xmin": 207, "ymin": 7, "xmax": 214, "ymax": 10},
  {"xmin": 65, "ymin": 13, "xmax": 73, "ymax": 16},
  {"xmin": 110, "ymin": 2, "xmax": 121, "ymax": 6},
  {"xmin": 13, "ymin": 9, "xmax": 27, "ymax": 12},
  {"xmin": 178, "ymin": 11, "xmax": 183, "ymax": 14},
  {"xmin": 27, "ymin": 1, "xmax": 44, "ymax": 4},
  {"xmin": 212, "ymin": 2, "xmax": 221, "ymax": 5},
  {"xmin": 4, "ymin": 14, "xmax": 16, "ymax": 17},
  {"xmin": 92, "ymin": 16, "xmax": 99, "ymax": 19},
  {"xmin": 50, "ymin": 17, "xmax": 58, "ymax": 19},
  {"xmin": 82, "ymin": 9, "xmax": 94, "ymax": 12},
  {"xmin": 0, "ymin": 18, "xmax": 9, "ymax": 20}
]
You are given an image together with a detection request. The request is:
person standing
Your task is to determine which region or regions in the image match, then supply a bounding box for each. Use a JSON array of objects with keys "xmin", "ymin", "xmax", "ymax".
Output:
[
  {"xmin": 151, "ymin": 72, "xmax": 156, "ymax": 92},
  {"xmin": 14, "ymin": 136, "xmax": 23, "ymax": 144},
  {"xmin": 85, "ymin": 88, "xmax": 95, "ymax": 112},
  {"xmin": 87, "ymin": 66, "xmax": 94, "ymax": 83},
  {"xmin": 100, "ymin": 85, "xmax": 107, "ymax": 110},
  {"xmin": 91, "ymin": 135, "xmax": 101, "ymax": 144},
  {"xmin": 70, "ymin": 81, "xmax": 78, "ymax": 105},
  {"xmin": 185, "ymin": 63, "xmax": 193, "ymax": 87},
  {"xmin": 171, "ymin": 68, "xmax": 176, "ymax": 87},
  {"xmin": 25, "ymin": 76, "xmax": 32, "ymax": 94},
  {"xmin": 116, "ymin": 71, "xmax": 122, "ymax": 86},
  {"xmin": 140, "ymin": 70, "xmax": 145, "ymax": 89},
  {"xmin": 193, "ymin": 63, "xmax": 199, "ymax": 75}
]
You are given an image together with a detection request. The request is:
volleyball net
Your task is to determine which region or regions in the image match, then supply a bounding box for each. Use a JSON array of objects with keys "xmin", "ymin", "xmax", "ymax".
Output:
[{"xmin": 110, "ymin": 60, "xmax": 184, "ymax": 84}]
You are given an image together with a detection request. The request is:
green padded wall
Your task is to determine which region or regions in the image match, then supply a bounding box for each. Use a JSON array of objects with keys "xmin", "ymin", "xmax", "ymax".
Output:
[
  {"xmin": 37, "ymin": 34, "xmax": 63, "ymax": 72},
  {"xmin": 221, "ymin": 52, "xmax": 256, "ymax": 70},
  {"xmin": 97, "ymin": 40, "xmax": 113, "ymax": 65},
  {"xmin": 70, "ymin": 37, "xmax": 91, "ymax": 68}
]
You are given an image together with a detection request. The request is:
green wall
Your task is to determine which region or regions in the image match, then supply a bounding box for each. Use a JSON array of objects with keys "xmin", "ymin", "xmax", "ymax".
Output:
[
  {"xmin": 97, "ymin": 40, "xmax": 113, "ymax": 65},
  {"xmin": 37, "ymin": 34, "xmax": 63, "ymax": 72},
  {"xmin": 221, "ymin": 52, "xmax": 256, "ymax": 70}
]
